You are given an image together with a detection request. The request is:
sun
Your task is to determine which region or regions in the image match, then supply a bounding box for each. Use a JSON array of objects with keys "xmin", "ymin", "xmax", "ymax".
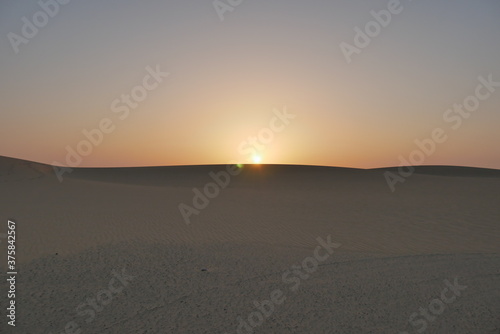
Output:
[{"xmin": 252, "ymin": 155, "xmax": 262, "ymax": 164}]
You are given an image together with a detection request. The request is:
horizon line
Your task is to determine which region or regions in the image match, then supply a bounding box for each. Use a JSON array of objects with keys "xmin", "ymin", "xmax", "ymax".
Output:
[{"xmin": 1, "ymin": 154, "xmax": 500, "ymax": 172}]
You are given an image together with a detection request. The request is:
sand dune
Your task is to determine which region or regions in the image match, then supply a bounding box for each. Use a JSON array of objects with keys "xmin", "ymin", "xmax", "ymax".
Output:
[
  {"xmin": 378, "ymin": 165, "xmax": 500, "ymax": 178},
  {"xmin": 0, "ymin": 156, "xmax": 499, "ymax": 333}
]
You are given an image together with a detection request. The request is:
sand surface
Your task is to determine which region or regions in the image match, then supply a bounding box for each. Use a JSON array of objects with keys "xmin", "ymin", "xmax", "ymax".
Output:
[{"xmin": 0, "ymin": 156, "xmax": 499, "ymax": 333}]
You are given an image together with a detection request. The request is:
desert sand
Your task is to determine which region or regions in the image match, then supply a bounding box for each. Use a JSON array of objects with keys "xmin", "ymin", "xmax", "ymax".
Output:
[{"xmin": 0, "ymin": 156, "xmax": 499, "ymax": 333}]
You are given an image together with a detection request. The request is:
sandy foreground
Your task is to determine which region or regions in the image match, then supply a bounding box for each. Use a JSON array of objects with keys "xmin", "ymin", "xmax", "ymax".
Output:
[{"xmin": 0, "ymin": 156, "xmax": 499, "ymax": 333}]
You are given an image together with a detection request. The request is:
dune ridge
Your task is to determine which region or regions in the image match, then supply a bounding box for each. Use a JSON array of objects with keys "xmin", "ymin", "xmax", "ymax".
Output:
[{"xmin": 0, "ymin": 155, "xmax": 499, "ymax": 333}]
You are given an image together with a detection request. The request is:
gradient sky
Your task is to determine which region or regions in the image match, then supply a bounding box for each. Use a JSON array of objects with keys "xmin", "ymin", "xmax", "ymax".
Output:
[{"xmin": 1, "ymin": 0, "xmax": 499, "ymax": 168}]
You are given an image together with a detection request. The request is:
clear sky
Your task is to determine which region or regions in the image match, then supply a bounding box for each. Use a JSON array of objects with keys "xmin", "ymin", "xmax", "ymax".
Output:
[{"xmin": 1, "ymin": 0, "xmax": 499, "ymax": 168}]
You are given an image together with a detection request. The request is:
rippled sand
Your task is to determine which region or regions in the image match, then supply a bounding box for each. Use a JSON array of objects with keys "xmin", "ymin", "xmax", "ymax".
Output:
[{"xmin": 0, "ymin": 156, "xmax": 499, "ymax": 333}]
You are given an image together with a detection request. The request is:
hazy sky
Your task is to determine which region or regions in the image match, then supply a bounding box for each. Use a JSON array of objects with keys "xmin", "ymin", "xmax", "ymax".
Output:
[{"xmin": 1, "ymin": 0, "xmax": 499, "ymax": 168}]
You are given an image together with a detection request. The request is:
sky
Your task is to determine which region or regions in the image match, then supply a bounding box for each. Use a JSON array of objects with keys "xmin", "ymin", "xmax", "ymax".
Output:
[{"xmin": 1, "ymin": 0, "xmax": 499, "ymax": 169}]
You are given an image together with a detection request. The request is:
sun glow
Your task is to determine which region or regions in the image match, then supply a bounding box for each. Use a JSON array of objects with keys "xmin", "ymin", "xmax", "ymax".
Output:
[{"xmin": 252, "ymin": 155, "xmax": 262, "ymax": 164}]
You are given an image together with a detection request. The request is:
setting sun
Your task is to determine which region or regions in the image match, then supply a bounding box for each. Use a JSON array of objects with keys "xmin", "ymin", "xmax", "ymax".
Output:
[
  {"xmin": 252, "ymin": 155, "xmax": 262, "ymax": 164},
  {"xmin": 1, "ymin": 1, "xmax": 499, "ymax": 332}
]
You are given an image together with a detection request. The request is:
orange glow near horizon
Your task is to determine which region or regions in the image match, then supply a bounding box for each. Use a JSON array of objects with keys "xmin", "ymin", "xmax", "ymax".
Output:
[{"xmin": 1, "ymin": 2, "xmax": 499, "ymax": 170}]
